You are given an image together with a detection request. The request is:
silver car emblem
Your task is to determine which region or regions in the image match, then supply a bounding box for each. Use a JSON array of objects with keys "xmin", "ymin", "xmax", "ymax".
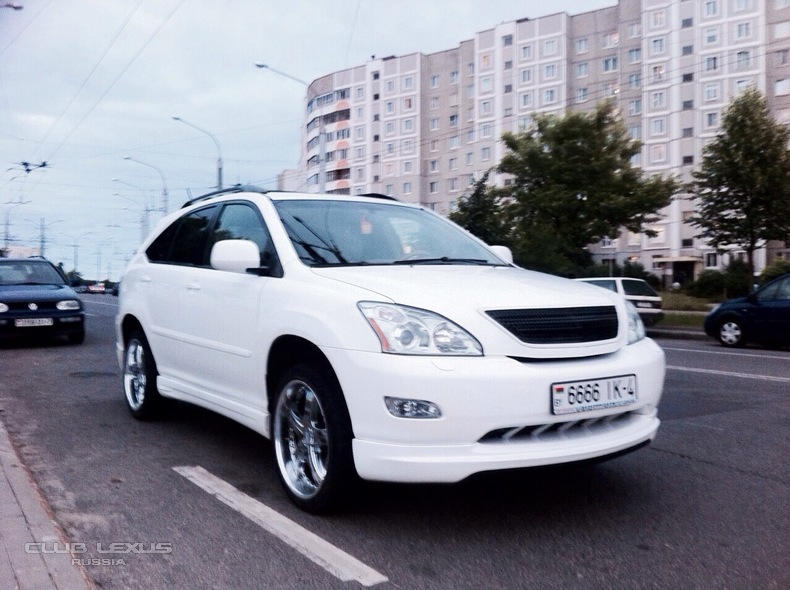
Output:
[{"xmin": 28, "ymin": 303, "xmax": 38, "ymax": 311}]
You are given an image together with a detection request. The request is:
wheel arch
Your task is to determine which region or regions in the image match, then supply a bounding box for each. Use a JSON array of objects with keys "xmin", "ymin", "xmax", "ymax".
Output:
[{"xmin": 266, "ymin": 335, "xmax": 341, "ymax": 413}]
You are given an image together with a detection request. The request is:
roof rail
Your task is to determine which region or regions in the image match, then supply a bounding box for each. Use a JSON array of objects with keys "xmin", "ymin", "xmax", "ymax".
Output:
[
  {"xmin": 358, "ymin": 192, "xmax": 398, "ymax": 201},
  {"xmin": 182, "ymin": 184, "xmax": 268, "ymax": 208}
]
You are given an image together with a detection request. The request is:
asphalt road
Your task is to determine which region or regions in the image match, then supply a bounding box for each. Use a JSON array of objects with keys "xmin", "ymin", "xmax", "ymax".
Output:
[{"xmin": 0, "ymin": 297, "xmax": 788, "ymax": 590}]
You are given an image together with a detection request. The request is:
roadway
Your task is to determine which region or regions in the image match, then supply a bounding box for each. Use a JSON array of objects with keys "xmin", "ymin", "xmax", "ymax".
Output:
[{"xmin": 0, "ymin": 296, "xmax": 787, "ymax": 589}]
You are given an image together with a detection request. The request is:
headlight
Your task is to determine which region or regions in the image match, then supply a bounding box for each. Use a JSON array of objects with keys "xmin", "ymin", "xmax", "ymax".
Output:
[
  {"xmin": 358, "ymin": 302, "xmax": 483, "ymax": 356},
  {"xmin": 56, "ymin": 300, "xmax": 81, "ymax": 311},
  {"xmin": 625, "ymin": 300, "xmax": 646, "ymax": 344},
  {"xmin": 0, "ymin": 303, "xmax": 7, "ymax": 313}
]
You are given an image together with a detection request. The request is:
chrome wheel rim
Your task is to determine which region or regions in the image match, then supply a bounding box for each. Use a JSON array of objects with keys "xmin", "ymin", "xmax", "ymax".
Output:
[
  {"xmin": 124, "ymin": 339, "xmax": 147, "ymax": 410},
  {"xmin": 273, "ymin": 379, "xmax": 329, "ymax": 500},
  {"xmin": 720, "ymin": 321, "xmax": 742, "ymax": 345}
]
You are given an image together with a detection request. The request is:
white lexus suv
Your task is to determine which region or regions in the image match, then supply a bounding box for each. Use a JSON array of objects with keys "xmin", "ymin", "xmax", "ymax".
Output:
[{"xmin": 116, "ymin": 186, "xmax": 665, "ymax": 512}]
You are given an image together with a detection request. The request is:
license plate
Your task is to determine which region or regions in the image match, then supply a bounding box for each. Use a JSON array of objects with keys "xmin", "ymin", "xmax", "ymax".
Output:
[
  {"xmin": 551, "ymin": 375, "xmax": 637, "ymax": 415},
  {"xmin": 15, "ymin": 318, "xmax": 54, "ymax": 327}
]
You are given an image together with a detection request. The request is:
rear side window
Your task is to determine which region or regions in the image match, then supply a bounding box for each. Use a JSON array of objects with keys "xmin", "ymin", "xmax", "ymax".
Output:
[
  {"xmin": 622, "ymin": 280, "xmax": 658, "ymax": 297},
  {"xmin": 585, "ymin": 279, "xmax": 617, "ymax": 292},
  {"xmin": 146, "ymin": 205, "xmax": 218, "ymax": 266}
]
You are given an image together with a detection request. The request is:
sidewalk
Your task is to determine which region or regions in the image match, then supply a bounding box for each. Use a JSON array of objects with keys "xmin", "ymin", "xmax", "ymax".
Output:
[
  {"xmin": 646, "ymin": 324, "xmax": 708, "ymax": 341},
  {"xmin": 0, "ymin": 418, "xmax": 93, "ymax": 590}
]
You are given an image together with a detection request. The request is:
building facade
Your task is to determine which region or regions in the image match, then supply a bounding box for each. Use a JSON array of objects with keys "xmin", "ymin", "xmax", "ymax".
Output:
[{"xmin": 282, "ymin": 0, "xmax": 790, "ymax": 283}]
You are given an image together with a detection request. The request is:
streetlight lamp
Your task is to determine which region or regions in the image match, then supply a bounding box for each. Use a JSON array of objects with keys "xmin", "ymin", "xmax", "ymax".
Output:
[
  {"xmin": 122, "ymin": 156, "xmax": 169, "ymax": 214},
  {"xmin": 255, "ymin": 63, "xmax": 325, "ymax": 192},
  {"xmin": 171, "ymin": 116, "xmax": 223, "ymax": 190},
  {"xmin": 112, "ymin": 179, "xmax": 154, "ymax": 242}
]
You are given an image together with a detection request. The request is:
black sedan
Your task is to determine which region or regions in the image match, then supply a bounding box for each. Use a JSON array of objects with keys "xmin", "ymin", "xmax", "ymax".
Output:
[
  {"xmin": 704, "ymin": 273, "xmax": 790, "ymax": 348},
  {"xmin": 0, "ymin": 257, "xmax": 85, "ymax": 344}
]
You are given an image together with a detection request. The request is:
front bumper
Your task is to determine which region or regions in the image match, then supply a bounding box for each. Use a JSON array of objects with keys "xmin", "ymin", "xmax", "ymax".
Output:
[
  {"xmin": 0, "ymin": 313, "xmax": 84, "ymax": 339},
  {"xmin": 323, "ymin": 337, "xmax": 665, "ymax": 483}
]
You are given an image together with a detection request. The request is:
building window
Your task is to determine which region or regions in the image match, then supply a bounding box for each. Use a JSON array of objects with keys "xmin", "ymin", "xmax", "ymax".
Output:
[
  {"xmin": 521, "ymin": 68, "xmax": 532, "ymax": 84},
  {"xmin": 402, "ymin": 118, "xmax": 414, "ymax": 133},
  {"xmin": 504, "ymin": 84, "xmax": 513, "ymax": 94},
  {"xmin": 628, "ymin": 125, "xmax": 641, "ymax": 140},
  {"xmin": 504, "ymin": 60, "xmax": 513, "ymax": 70},
  {"xmin": 682, "ymin": 45, "xmax": 693, "ymax": 56},
  {"xmin": 682, "ymin": 18, "xmax": 693, "ymax": 28},
  {"xmin": 706, "ymin": 253, "xmax": 718, "ymax": 268},
  {"xmin": 543, "ymin": 88, "xmax": 557, "ymax": 104},
  {"xmin": 705, "ymin": 27, "xmax": 719, "ymax": 44},
  {"xmin": 480, "ymin": 122, "xmax": 493, "ymax": 138},
  {"xmin": 520, "ymin": 92, "xmax": 533, "ymax": 108},
  {"xmin": 403, "ymin": 182, "xmax": 412, "ymax": 194},
  {"xmin": 544, "ymin": 39, "xmax": 557, "ymax": 55},
  {"xmin": 577, "ymin": 62, "xmax": 589, "ymax": 78},
  {"xmin": 628, "ymin": 73, "xmax": 641, "ymax": 88},
  {"xmin": 576, "ymin": 38, "xmax": 588, "ymax": 53},
  {"xmin": 628, "ymin": 48, "xmax": 641, "ymax": 63},
  {"xmin": 683, "ymin": 100, "xmax": 694, "ymax": 110},
  {"xmin": 682, "ymin": 73, "xmax": 694, "ymax": 82},
  {"xmin": 776, "ymin": 79, "xmax": 790, "ymax": 96},
  {"xmin": 576, "ymin": 88, "xmax": 589, "ymax": 102},
  {"xmin": 429, "ymin": 159, "xmax": 438, "ymax": 172},
  {"xmin": 544, "ymin": 64, "xmax": 557, "ymax": 79},
  {"xmin": 602, "ymin": 32, "xmax": 619, "ymax": 48},
  {"xmin": 480, "ymin": 99, "xmax": 493, "ymax": 115},
  {"xmin": 736, "ymin": 22, "xmax": 751, "ymax": 39},
  {"xmin": 448, "ymin": 157, "xmax": 458, "ymax": 170},
  {"xmin": 683, "ymin": 127, "xmax": 694, "ymax": 138},
  {"xmin": 651, "ymin": 38, "xmax": 665, "ymax": 55},
  {"xmin": 430, "ymin": 74, "xmax": 439, "ymax": 88},
  {"xmin": 402, "ymin": 76, "xmax": 414, "ymax": 90},
  {"xmin": 480, "ymin": 76, "xmax": 493, "ymax": 93},
  {"xmin": 651, "ymin": 10, "xmax": 666, "ymax": 29},
  {"xmin": 736, "ymin": 50, "xmax": 751, "ymax": 69},
  {"xmin": 521, "ymin": 44, "xmax": 532, "ymax": 60},
  {"xmin": 386, "ymin": 80, "xmax": 395, "ymax": 93},
  {"xmin": 503, "ymin": 35, "xmax": 513, "ymax": 46},
  {"xmin": 650, "ymin": 144, "xmax": 667, "ymax": 163},
  {"xmin": 429, "ymin": 181, "xmax": 438, "ymax": 193},
  {"xmin": 706, "ymin": 111, "xmax": 719, "ymax": 127},
  {"xmin": 706, "ymin": 56, "xmax": 718, "ymax": 71},
  {"xmin": 629, "ymin": 99, "xmax": 642, "ymax": 116},
  {"xmin": 682, "ymin": 155, "xmax": 694, "ymax": 165},
  {"xmin": 705, "ymin": 83, "xmax": 719, "ymax": 101},
  {"xmin": 448, "ymin": 135, "xmax": 459, "ymax": 149},
  {"xmin": 651, "ymin": 118, "xmax": 666, "ymax": 135},
  {"xmin": 430, "ymin": 97, "xmax": 439, "ymax": 110},
  {"xmin": 652, "ymin": 65, "xmax": 666, "ymax": 82},
  {"xmin": 429, "ymin": 117, "xmax": 439, "ymax": 131},
  {"xmin": 652, "ymin": 91, "xmax": 665, "ymax": 109},
  {"xmin": 481, "ymin": 147, "xmax": 491, "ymax": 161},
  {"xmin": 705, "ymin": 1, "xmax": 718, "ymax": 18},
  {"xmin": 602, "ymin": 57, "xmax": 618, "ymax": 72},
  {"xmin": 450, "ymin": 70, "xmax": 459, "ymax": 84}
]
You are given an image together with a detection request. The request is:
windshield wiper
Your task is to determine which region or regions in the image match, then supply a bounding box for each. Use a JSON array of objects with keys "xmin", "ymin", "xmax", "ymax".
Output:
[{"xmin": 393, "ymin": 257, "xmax": 494, "ymax": 265}]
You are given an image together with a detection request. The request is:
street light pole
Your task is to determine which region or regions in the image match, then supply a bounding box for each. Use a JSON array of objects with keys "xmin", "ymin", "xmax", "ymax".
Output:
[
  {"xmin": 122, "ymin": 156, "xmax": 169, "ymax": 213},
  {"xmin": 255, "ymin": 63, "xmax": 325, "ymax": 192},
  {"xmin": 171, "ymin": 116, "xmax": 223, "ymax": 190}
]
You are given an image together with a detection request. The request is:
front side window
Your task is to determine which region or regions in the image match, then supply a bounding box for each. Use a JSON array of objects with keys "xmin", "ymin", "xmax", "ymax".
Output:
[
  {"xmin": 212, "ymin": 202, "xmax": 278, "ymax": 270},
  {"xmin": 148, "ymin": 205, "xmax": 218, "ymax": 266}
]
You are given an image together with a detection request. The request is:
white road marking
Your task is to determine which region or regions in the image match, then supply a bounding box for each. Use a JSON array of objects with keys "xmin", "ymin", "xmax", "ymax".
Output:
[
  {"xmin": 173, "ymin": 465, "xmax": 388, "ymax": 587},
  {"xmin": 663, "ymin": 346, "xmax": 789, "ymax": 361},
  {"xmin": 667, "ymin": 365, "xmax": 790, "ymax": 383}
]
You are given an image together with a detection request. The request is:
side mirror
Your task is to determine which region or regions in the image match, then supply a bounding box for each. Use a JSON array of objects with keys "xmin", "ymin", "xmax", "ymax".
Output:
[
  {"xmin": 490, "ymin": 245, "xmax": 513, "ymax": 265},
  {"xmin": 210, "ymin": 239, "xmax": 261, "ymax": 274}
]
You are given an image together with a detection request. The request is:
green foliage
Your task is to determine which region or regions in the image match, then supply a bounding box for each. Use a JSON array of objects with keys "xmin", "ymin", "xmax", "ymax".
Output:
[
  {"xmin": 449, "ymin": 171, "xmax": 508, "ymax": 246},
  {"xmin": 689, "ymin": 88, "xmax": 790, "ymax": 287},
  {"xmin": 724, "ymin": 259, "xmax": 752, "ymax": 298},
  {"xmin": 496, "ymin": 100, "xmax": 679, "ymax": 275},
  {"xmin": 760, "ymin": 259, "xmax": 790, "ymax": 283},
  {"xmin": 683, "ymin": 269, "xmax": 726, "ymax": 299}
]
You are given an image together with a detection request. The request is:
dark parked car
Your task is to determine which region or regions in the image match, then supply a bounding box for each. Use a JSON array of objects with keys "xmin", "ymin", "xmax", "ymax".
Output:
[
  {"xmin": 0, "ymin": 257, "xmax": 85, "ymax": 344},
  {"xmin": 704, "ymin": 273, "xmax": 790, "ymax": 348}
]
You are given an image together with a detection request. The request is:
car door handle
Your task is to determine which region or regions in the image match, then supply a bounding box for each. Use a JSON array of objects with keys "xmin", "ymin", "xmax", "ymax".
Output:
[{"xmin": 186, "ymin": 283, "xmax": 201, "ymax": 291}]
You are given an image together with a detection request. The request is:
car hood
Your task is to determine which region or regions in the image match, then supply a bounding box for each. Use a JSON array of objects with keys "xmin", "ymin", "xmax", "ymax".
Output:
[
  {"xmin": 310, "ymin": 265, "xmax": 625, "ymax": 358},
  {"xmin": 0, "ymin": 284, "xmax": 78, "ymax": 302}
]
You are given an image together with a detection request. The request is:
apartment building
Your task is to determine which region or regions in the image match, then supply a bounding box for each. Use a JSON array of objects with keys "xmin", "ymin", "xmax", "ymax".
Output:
[{"xmin": 282, "ymin": 0, "xmax": 790, "ymax": 283}]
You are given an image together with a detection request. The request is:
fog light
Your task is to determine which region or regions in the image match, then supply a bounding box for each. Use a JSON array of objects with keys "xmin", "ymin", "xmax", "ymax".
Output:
[{"xmin": 384, "ymin": 396, "xmax": 441, "ymax": 419}]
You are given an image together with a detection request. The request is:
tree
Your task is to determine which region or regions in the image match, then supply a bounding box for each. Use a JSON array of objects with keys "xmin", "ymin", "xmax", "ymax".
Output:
[
  {"xmin": 449, "ymin": 171, "xmax": 507, "ymax": 246},
  {"xmin": 497, "ymin": 100, "xmax": 679, "ymax": 275},
  {"xmin": 689, "ymin": 87, "xmax": 790, "ymax": 291}
]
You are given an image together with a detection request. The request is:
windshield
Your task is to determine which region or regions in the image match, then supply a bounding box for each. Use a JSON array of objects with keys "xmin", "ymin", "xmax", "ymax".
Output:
[
  {"xmin": 0, "ymin": 261, "xmax": 67, "ymax": 286},
  {"xmin": 622, "ymin": 279, "xmax": 659, "ymax": 297},
  {"xmin": 274, "ymin": 199, "xmax": 505, "ymax": 267}
]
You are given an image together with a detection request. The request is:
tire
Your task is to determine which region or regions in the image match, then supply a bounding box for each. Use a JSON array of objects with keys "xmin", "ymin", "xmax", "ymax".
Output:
[
  {"xmin": 67, "ymin": 327, "xmax": 85, "ymax": 344},
  {"xmin": 272, "ymin": 363, "xmax": 357, "ymax": 513},
  {"xmin": 123, "ymin": 329, "xmax": 163, "ymax": 420},
  {"xmin": 718, "ymin": 318, "xmax": 746, "ymax": 348}
]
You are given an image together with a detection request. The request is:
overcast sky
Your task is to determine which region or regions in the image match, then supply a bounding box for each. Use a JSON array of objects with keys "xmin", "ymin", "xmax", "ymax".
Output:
[{"xmin": 0, "ymin": 0, "xmax": 615, "ymax": 280}]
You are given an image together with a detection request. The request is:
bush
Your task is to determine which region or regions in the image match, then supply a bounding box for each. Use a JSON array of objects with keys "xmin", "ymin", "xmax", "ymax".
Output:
[
  {"xmin": 724, "ymin": 259, "xmax": 751, "ymax": 298},
  {"xmin": 760, "ymin": 259, "xmax": 790, "ymax": 283},
  {"xmin": 683, "ymin": 269, "xmax": 726, "ymax": 299}
]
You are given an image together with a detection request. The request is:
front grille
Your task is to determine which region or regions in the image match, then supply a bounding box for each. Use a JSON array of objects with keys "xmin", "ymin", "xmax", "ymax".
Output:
[
  {"xmin": 478, "ymin": 411, "xmax": 637, "ymax": 444},
  {"xmin": 486, "ymin": 306, "xmax": 618, "ymax": 344},
  {"xmin": 6, "ymin": 301, "xmax": 59, "ymax": 311}
]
